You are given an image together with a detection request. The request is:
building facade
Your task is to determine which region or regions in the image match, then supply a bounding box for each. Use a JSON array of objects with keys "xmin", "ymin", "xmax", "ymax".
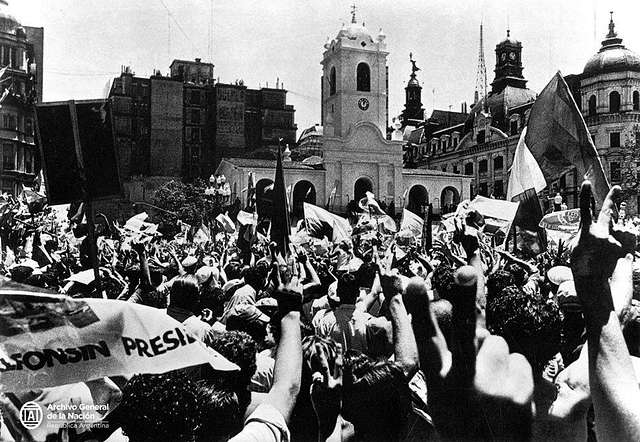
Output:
[
  {"xmin": 577, "ymin": 15, "xmax": 640, "ymax": 214},
  {"xmin": 0, "ymin": 0, "xmax": 42, "ymax": 195},
  {"xmin": 405, "ymin": 30, "xmax": 537, "ymax": 204}
]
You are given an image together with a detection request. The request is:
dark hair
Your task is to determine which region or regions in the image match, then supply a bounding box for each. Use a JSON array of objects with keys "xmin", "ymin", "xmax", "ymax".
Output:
[
  {"xmin": 487, "ymin": 285, "xmax": 562, "ymax": 372},
  {"xmin": 224, "ymin": 261, "xmax": 243, "ymax": 281},
  {"xmin": 337, "ymin": 271, "xmax": 360, "ymax": 304},
  {"xmin": 196, "ymin": 383, "xmax": 242, "ymax": 441},
  {"xmin": 343, "ymin": 350, "xmax": 410, "ymax": 442},
  {"xmin": 169, "ymin": 275, "xmax": 200, "ymax": 311},
  {"xmin": 119, "ymin": 372, "xmax": 200, "ymax": 442},
  {"xmin": 356, "ymin": 261, "xmax": 379, "ymax": 289},
  {"xmin": 226, "ymin": 314, "xmax": 267, "ymax": 345},
  {"xmin": 302, "ymin": 335, "xmax": 338, "ymax": 374},
  {"xmin": 622, "ymin": 303, "xmax": 640, "ymax": 357},
  {"xmin": 200, "ymin": 286, "xmax": 227, "ymax": 318},
  {"xmin": 206, "ymin": 330, "xmax": 257, "ymax": 412},
  {"xmin": 242, "ymin": 266, "xmax": 266, "ymax": 290},
  {"xmin": 487, "ymin": 270, "xmax": 515, "ymax": 301},
  {"xmin": 431, "ymin": 264, "xmax": 455, "ymax": 301}
]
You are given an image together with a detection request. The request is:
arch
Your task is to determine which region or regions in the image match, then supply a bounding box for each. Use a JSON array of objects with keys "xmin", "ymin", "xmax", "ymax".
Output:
[
  {"xmin": 354, "ymin": 177, "xmax": 373, "ymax": 202},
  {"xmin": 292, "ymin": 180, "xmax": 316, "ymax": 218},
  {"xmin": 356, "ymin": 62, "xmax": 370, "ymax": 92},
  {"xmin": 588, "ymin": 95, "xmax": 597, "ymax": 116},
  {"xmin": 406, "ymin": 185, "xmax": 429, "ymax": 216},
  {"xmin": 634, "ymin": 91, "xmax": 640, "ymax": 111},
  {"xmin": 255, "ymin": 178, "xmax": 274, "ymax": 218},
  {"xmin": 609, "ymin": 91, "xmax": 620, "ymax": 113},
  {"xmin": 329, "ymin": 66, "xmax": 336, "ymax": 96},
  {"xmin": 440, "ymin": 186, "xmax": 460, "ymax": 215}
]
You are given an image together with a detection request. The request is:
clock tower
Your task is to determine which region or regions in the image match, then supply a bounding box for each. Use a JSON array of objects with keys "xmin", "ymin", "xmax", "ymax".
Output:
[
  {"xmin": 491, "ymin": 29, "xmax": 527, "ymax": 94},
  {"xmin": 321, "ymin": 8, "xmax": 389, "ymax": 138}
]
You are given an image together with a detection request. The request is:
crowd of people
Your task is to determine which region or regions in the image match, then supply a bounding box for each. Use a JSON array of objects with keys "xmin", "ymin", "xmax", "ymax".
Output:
[{"xmin": 1, "ymin": 179, "xmax": 640, "ymax": 441}]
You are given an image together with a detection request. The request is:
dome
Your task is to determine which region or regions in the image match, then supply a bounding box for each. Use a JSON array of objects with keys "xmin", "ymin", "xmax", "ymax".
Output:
[
  {"xmin": 498, "ymin": 29, "xmax": 520, "ymax": 46},
  {"xmin": 0, "ymin": 1, "xmax": 20, "ymax": 34},
  {"xmin": 342, "ymin": 21, "xmax": 374, "ymax": 43},
  {"xmin": 582, "ymin": 15, "xmax": 640, "ymax": 76}
]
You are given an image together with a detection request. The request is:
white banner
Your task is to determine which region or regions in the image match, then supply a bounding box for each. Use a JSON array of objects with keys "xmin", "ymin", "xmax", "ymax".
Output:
[{"xmin": 0, "ymin": 285, "xmax": 237, "ymax": 392}]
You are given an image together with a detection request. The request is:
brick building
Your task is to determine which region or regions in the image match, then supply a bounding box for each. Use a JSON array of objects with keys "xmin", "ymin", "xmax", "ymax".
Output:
[{"xmin": 109, "ymin": 60, "xmax": 297, "ymax": 190}]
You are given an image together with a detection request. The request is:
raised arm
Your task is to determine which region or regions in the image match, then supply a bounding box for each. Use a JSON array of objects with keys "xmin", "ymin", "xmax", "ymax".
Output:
[
  {"xmin": 571, "ymin": 181, "xmax": 640, "ymax": 441},
  {"xmin": 266, "ymin": 267, "xmax": 303, "ymax": 422},
  {"xmin": 381, "ymin": 271, "xmax": 419, "ymax": 378}
]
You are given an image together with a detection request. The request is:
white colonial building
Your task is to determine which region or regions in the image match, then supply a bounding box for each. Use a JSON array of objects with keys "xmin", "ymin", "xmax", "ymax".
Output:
[{"xmin": 217, "ymin": 10, "xmax": 471, "ymax": 219}]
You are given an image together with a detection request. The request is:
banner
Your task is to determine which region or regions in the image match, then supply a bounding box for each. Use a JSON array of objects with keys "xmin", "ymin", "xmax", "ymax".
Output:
[
  {"xmin": 506, "ymin": 127, "xmax": 546, "ymax": 201},
  {"xmin": 0, "ymin": 281, "xmax": 237, "ymax": 392},
  {"xmin": 271, "ymin": 146, "xmax": 291, "ymax": 256},
  {"xmin": 539, "ymin": 209, "xmax": 581, "ymax": 233}
]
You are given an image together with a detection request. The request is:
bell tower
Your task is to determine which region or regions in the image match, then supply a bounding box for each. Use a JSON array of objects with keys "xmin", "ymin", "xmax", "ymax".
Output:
[
  {"xmin": 491, "ymin": 29, "xmax": 527, "ymax": 94},
  {"xmin": 321, "ymin": 6, "xmax": 389, "ymax": 138}
]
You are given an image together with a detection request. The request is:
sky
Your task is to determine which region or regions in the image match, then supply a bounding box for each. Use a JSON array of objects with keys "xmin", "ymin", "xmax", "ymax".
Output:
[{"xmin": 12, "ymin": 0, "xmax": 640, "ymax": 135}]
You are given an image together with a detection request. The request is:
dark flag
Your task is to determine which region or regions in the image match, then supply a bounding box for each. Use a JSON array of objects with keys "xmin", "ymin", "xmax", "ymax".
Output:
[
  {"xmin": 270, "ymin": 146, "xmax": 291, "ymax": 256},
  {"xmin": 525, "ymin": 71, "xmax": 609, "ymax": 206}
]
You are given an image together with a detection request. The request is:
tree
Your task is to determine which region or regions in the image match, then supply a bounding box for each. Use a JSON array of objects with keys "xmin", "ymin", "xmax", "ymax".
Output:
[{"xmin": 151, "ymin": 179, "xmax": 222, "ymax": 236}]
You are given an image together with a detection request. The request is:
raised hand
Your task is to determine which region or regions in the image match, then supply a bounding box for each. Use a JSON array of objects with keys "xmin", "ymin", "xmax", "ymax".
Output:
[
  {"xmin": 453, "ymin": 217, "xmax": 479, "ymax": 259},
  {"xmin": 310, "ymin": 343, "xmax": 344, "ymax": 438}
]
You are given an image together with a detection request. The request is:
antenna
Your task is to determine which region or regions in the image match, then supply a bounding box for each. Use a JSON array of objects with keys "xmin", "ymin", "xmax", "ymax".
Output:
[{"xmin": 474, "ymin": 21, "xmax": 488, "ymax": 111}]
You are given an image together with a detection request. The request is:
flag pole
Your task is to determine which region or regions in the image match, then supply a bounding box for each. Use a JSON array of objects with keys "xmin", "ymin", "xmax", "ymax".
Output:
[{"xmin": 69, "ymin": 100, "xmax": 105, "ymax": 299}]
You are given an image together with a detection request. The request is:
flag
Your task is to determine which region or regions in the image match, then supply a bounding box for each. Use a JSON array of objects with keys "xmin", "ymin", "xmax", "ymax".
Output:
[
  {"xmin": 124, "ymin": 212, "xmax": 158, "ymax": 237},
  {"xmin": 358, "ymin": 191, "xmax": 386, "ymax": 216},
  {"xmin": 304, "ymin": 202, "xmax": 351, "ymax": 242},
  {"xmin": 237, "ymin": 210, "xmax": 258, "ymax": 227},
  {"xmin": 193, "ymin": 223, "xmax": 211, "ymax": 244},
  {"xmin": 400, "ymin": 209, "xmax": 423, "ymax": 237},
  {"xmin": 216, "ymin": 213, "xmax": 235, "ymax": 234},
  {"xmin": 0, "ymin": 279, "xmax": 237, "ymax": 391},
  {"xmin": 246, "ymin": 172, "xmax": 256, "ymax": 210},
  {"xmin": 525, "ymin": 71, "xmax": 609, "ymax": 206},
  {"xmin": 506, "ymin": 127, "xmax": 546, "ymax": 201},
  {"xmin": 270, "ymin": 146, "xmax": 291, "ymax": 256}
]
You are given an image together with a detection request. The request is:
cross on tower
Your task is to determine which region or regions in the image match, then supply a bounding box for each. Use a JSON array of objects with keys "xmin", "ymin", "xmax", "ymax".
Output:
[{"xmin": 350, "ymin": 3, "xmax": 357, "ymax": 23}]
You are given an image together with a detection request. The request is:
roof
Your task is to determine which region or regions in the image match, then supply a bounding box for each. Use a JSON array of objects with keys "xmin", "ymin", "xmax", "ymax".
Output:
[
  {"xmin": 469, "ymin": 85, "xmax": 537, "ymax": 130},
  {"xmin": 583, "ymin": 18, "xmax": 640, "ymax": 77},
  {"xmin": 428, "ymin": 110, "xmax": 468, "ymax": 127},
  {"xmin": 221, "ymin": 157, "xmax": 316, "ymax": 170}
]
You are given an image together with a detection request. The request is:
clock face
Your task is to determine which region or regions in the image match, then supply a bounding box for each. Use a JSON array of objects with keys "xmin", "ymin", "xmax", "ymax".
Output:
[
  {"xmin": 509, "ymin": 51, "xmax": 516, "ymax": 60},
  {"xmin": 500, "ymin": 52, "xmax": 507, "ymax": 61},
  {"xmin": 358, "ymin": 97, "xmax": 370, "ymax": 111}
]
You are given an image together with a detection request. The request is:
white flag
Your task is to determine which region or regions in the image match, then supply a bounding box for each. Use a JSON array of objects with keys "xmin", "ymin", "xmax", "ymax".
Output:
[{"xmin": 506, "ymin": 127, "xmax": 547, "ymax": 201}]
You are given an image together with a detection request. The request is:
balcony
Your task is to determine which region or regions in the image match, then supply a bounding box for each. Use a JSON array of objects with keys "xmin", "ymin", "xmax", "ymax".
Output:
[{"xmin": 585, "ymin": 112, "xmax": 640, "ymax": 127}]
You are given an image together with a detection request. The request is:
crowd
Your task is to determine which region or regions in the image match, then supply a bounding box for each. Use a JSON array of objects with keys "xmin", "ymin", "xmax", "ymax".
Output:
[{"xmin": 1, "ymin": 179, "xmax": 640, "ymax": 441}]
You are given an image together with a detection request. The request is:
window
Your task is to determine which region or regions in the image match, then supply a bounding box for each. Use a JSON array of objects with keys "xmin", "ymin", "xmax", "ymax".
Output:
[
  {"xmin": 1, "ymin": 46, "xmax": 8, "ymax": 66},
  {"xmin": 189, "ymin": 109, "xmax": 201, "ymax": 124},
  {"xmin": 453, "ymin": 137, "xmax": 458, "ymax": 148},
  {"xmin": 465, "ymin": 162, "xmax": 474, "ymax": 175},
  {"xmin": 16, "ymin": 146, "xmax": 23, "ymax": 171},
  {"xmin": 191, "ymin": 90, "xmax": 201, "ymax": 105},
  {"xmin": 442, "ymin": 166, "xmax": 447, "ymax": 172},
  {"xmin": 559, "ymin": 174, "xmax": 567, "ymax": 189},
  {"xmin": 494, "ymin": 156, "xmax": 503, "ymax": 171},
  {"xmin": 610, "ymin": 161, "xmax": 621, "ymax": 182},
  {"xmin": 610, "ymin": 132, "xmax": 620, "ymax": 148},
  {"xmin": 356, "ymin": 63, "xmax": 370, "ymax": 92},
  {"xmin": 453, "ymin": 164, "xmax": 459, "ymax": 174},
  {"xmin": 588, "ymin": 95, "xmax": 597, "ymax": 116},
  {"xmin": 9, "ymin": 47, "xmax": 16, "ymax": 68},
  {"xmin": 477, "ymin": 129, "xmax": 485, "ymax": 144},
  {"xmin": 24, "ymin": 149, "xmax": 32, "ymax": 173},
  {"xmin": 479, "ymin": 159, "xmax": 488, "ymax": 174},
  {"xmin": 329, "ymin": 67, "xmax": 336, "ymax": 96},
  {"xmin": 187, "ymin": 127, "xmax": 202, "ymax": 143},
  {"xmin": 510, "ymin": 120, "xmax": 518, "ymax": 136},
  {"xmin": 2, "ymin": 143, "xmax": 14, "ymax": 170},
  {"xmin": 609, "ymin": 91, "xmax": 621, "ymax": 113},
  {"xmin": 634, "ymin": 91, "xmax": 640, "ymax": 111},
  {"xmin": 479, "ymin": 182, "xmax": 488, "ymax": 197},
  {"xmin": 494, "ymin": 180, "xmax": 504, "ymax": 197},
  {"xmin": 2, "ymin": 114, "xmax": 16, "ymax": 130}
]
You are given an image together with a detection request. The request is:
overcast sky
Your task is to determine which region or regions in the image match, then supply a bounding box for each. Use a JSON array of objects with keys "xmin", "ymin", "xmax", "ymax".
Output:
[{"xmin": 13, "ymin": 0, "xmax": 640, "ymax": 134}]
